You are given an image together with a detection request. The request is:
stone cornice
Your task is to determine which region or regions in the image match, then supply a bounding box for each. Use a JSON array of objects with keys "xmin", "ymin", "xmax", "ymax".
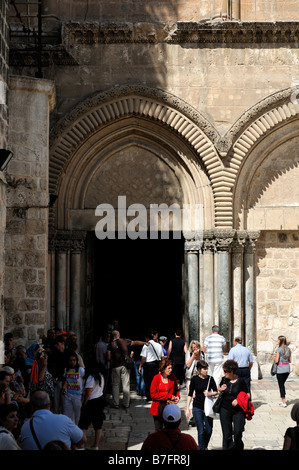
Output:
[{"xmin": 61, "ymin": 21, "xmax": 299, "ymax": 46}]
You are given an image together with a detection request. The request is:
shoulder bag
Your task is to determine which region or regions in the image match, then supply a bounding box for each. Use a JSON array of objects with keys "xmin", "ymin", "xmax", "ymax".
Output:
[
  {"xmin": 29, "ymin": 418, "xmax": 42, "ymax": 450},
  {"xmin": 204, "ymin": 376, "xmax": 216, "ymax": 418},
  {"xmin": 213, "ymin": 378, "xmax": 226, "ymax": 414}
]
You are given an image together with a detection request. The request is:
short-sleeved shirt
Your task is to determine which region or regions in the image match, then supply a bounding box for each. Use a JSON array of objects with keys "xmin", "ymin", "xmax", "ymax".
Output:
[
  {"xmin": 21, "ymin": 409, "xmax": 83, "ymax": 450},
  {"xmin": 204, "ymin": 333, "xmax": 226, "ymax": 364},
  {"xmin": 141, "ymin": 428, "xmax": 199, "ymax": 451},
  {"xmin": 227, "ymin": 344, "xmax": 254, "ymax": 368},
  {"xmin": 140, "ymin": 340, "xmax": 163, "ymax": 363},
  {"xmin": 84, "ymin": 374, "xmax": 104, "ymax": 400},
  {"xmin": 0, "ymin": 427, "xmax": 21, "ymax": 450},
  {"xmin": 63, "ymin": 367, "xmax": 85, "ymax": 396},
  {"xmin": 108, "ymin": 338, "xmax": 132, "ymax": 368},
  {"xmin": 275, "ymin": 346, "xmax": 291, "ymax": 374}
]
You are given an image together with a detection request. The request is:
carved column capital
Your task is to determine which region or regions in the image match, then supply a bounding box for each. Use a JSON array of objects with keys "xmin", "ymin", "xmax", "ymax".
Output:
[
  {"xmin": 49, "ymin": 230, "xmax": 87, "ymax": 253},
  {"xmin": 214, "ymin": 230, "xmax": 235, "ymax": 253},
  {"xmin": 245, "ymin": 231, "xmax": 260, "ymax": 253}
]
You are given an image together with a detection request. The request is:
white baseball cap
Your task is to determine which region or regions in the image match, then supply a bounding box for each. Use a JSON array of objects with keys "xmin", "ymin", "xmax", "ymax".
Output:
[{"xmin": 162, "ymin": 404, "xmax": 181, "ymax": 423}]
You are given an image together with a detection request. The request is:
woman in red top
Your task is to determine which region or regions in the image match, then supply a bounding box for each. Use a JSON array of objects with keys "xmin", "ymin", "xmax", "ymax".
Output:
[{"xmin": 150, "ymin": 359, "xmax": 180, "ymax": 431}]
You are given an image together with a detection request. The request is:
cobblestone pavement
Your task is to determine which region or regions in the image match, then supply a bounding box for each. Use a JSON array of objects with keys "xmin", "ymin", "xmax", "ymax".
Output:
[{"xmin": 86, "ymin": 375, "xmax": 299, "ymax": 451}]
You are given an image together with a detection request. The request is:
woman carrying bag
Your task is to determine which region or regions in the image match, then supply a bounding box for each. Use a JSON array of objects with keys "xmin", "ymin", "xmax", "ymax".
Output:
[
  {"xmin": 275, "ymin": 335, "xmax": 291, "ymax": 408},
  {"xmin": 217, "ymin": 360, "xmax": 249, "ymax": 450},
  {"xmin": 150, "ymin": 359, "xmax": 180, "ymax": 431},
  {"xmin": 185, "ymin": 360, "xmax": 217, "ymax": 450}
]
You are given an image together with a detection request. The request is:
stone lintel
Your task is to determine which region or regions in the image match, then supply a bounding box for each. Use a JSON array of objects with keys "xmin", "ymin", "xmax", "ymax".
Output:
[{"xmin": 60, "ymin": 21, "xmax": 299, "ymax": 46}]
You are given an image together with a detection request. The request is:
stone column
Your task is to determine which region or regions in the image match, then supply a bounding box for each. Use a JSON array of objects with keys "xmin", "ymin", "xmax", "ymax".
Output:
[
  {"xmin": 231, "ymin": 0, "xmax": 241, "ymax": 19},
  {"xmin": 70, "ymin": 233, "xmax": 86, "ymax": 343},
  {"xmin": 231, "ymin": 232, "xmax": 246, "ymax": 339},
  {"xmin": 215, "ymin": 231, "xmax": 234, "ymax": 348},
  {"xmin": 185, "ymin": 239, "xmax": 200, "ymax": 342},
  {"xmin": 55, "ymin": 246, "xmax": 68, "ymax": 330},
  {"xmin": 201, "ymin": 231, "xmax": 216, "ymax": 343},
  {"xmin": 244, "ymin": 231, "xmax": 260, "ymax": 354},
  {"xmin": 221, "ymin": 0, "xmax": 228, "ymax": 18}
]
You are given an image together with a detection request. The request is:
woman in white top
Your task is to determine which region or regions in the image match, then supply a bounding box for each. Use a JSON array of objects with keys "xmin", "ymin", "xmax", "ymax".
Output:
[
  {"xmin": 0, "ymin": 403, "xmax": 21, "ymax": 450},
  {"xmin": 78, "ymin": 358, "xmax": 106, "ymax": 450}
]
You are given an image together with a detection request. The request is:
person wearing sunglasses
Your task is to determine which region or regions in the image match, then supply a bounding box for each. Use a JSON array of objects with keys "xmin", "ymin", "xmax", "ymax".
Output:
[{"xmin": 218, "ymin": 360, "xmax": 249, "ymax": 450}]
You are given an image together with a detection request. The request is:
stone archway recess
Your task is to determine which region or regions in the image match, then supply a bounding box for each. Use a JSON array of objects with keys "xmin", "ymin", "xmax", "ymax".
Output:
[
  {"xmin": 49, "ymin": 85, "xmax": 224, "ymax": 230},
  {"xmin": 48, "ymin": 84, "xmax": 299, "ymax": 355}
]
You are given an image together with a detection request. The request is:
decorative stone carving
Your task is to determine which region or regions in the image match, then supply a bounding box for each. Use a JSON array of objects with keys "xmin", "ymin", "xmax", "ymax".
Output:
[{"xmin": 49, "ymin": 230, "xmax": 86, "ymax": 253}]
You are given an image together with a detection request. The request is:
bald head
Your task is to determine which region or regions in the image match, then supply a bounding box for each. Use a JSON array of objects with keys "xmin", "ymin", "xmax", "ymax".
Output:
[{"xmin": 30, "ymin": 390, "xmax": 51, "ymax": 410}]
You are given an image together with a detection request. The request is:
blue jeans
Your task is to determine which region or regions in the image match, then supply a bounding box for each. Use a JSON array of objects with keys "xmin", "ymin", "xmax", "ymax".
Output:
[
  {"xmin": 192, "ymin": 406, "xmax": 213, "ymax": 450},
  {"xmin": 134, "ymin": 361, "xmax": 145, "ymax": 396}
]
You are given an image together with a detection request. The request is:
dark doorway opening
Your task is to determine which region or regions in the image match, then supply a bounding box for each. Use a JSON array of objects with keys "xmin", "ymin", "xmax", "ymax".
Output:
[{"xmin": 93, "ymin": 234, "xmax": 185, "ymax": 343}]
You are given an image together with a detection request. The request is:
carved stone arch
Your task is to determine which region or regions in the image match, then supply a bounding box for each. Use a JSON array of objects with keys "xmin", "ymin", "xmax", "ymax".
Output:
[
  {"xmin": 233, "ymin": 120, "xmax": 299, "ymax": 230},
  {"xmin": 214, "ymin": 86, "xmax": 299, "ymax": 228},
  {"xmin": 49, "ymin": 85, "xmax": 225, "ymax": 229}
]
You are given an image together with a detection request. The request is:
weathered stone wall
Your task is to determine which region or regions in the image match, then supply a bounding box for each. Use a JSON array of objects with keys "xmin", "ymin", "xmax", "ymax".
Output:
[
  {"xmin": 0, "ymin": 0, "xmax": 8, "ymax": 148},
  {"xmin": 4, "ymin": 76, "xmax": 55, "ymax": 345},
  {"xmin": 0, "ymin": 0, "xmax": 9, "ymax": 362},
  {"xmin": 256, "ymin": 231, "xmax": 299, "ymax": 374},
  {"xmin": 6, "ymin": 1, "xmax": 299, "ymax": 369},
  {"xmin": 41, "ymin": 0, "xmax": 299, "ymax": 22}
]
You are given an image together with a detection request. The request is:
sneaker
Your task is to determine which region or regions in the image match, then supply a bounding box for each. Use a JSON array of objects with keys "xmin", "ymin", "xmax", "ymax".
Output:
[
  {"xmin": 110, "ymin": 404, "xmax": 119, "ymax": 409},
  {"xmin": 279, "ymin": 402, "xmax": 287, "ymax": 408}
]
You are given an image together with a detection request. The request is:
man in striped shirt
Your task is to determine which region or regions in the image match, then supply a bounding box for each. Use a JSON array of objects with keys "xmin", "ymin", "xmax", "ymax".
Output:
[{"xmin": 202, "ymin": 326, "xmax": 227, "ymax": 387}]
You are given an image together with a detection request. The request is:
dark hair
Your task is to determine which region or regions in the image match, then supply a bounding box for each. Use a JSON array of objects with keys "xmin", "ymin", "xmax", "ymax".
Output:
[
  {"xmin": 43, "ymin": 440, "xmax": 69, "ymax": 451},
  {"xmin": 222, "ymin": 360, "xmax": 238, "ymax": 373},
  {"xmin": 54, "ymin": 336, "xmax": 65, "ymax": 344},
  {"xmin": 0, "ymin": 370, "xmax": 10, "ymax": 381},
  {"xmin": 197, "ymin": 359, "xmax": 209, "ymax": 370},
  {"xmin": 0, "ymin": 403, "xmax": 18, "ymax": 423},
  {"xmin": 84, "ymin": 357, "xmax": 105, "ymax": 387},
  {"xmin": 66, "ymin": 351, "xmax": 79, "ymax": 372}
]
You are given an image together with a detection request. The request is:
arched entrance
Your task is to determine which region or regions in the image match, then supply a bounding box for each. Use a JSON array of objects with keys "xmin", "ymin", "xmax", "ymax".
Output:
[{"xmin": 48, "ymin": 87, "xmax": 216, "ymax": 352}]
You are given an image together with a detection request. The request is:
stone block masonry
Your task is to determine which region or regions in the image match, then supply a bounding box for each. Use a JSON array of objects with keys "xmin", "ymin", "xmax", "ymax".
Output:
[{"xmin": 4, "ymin": 76, "xmax": 55, "ymax": 344}]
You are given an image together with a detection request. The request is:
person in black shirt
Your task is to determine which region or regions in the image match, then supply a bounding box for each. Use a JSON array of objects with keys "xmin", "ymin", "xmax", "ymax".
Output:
[
  {"xmin": 185, "ymin": 360, "xmax": 217, "ymax": 450},
  {"xmin": 283, "ymin": 402, "xmax": 299, "ymax": 450},
  {"xmin": 218, "ymin": 360, "xmax": 248, "ymax": 450},
  {"xmin": 168, "ymin": 329, "xmax": 188, "ymax": 388}
]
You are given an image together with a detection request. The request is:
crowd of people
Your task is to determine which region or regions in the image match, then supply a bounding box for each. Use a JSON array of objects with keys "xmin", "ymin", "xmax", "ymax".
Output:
[{"xmin": 0, "ymin": 323, "xmax": 298, "ymax": 451}]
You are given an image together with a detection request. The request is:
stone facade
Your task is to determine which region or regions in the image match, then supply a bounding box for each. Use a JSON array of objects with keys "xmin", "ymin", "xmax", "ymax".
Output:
[
  {"xmin": 2, "ymin": 0, "xmax": 299, "ymax": 375},
  {"xmin": 0, "ymin": 0, "xmax": 9, "ymax": 363},
  {"xmin": 4, "ymin": 77, "xmax": 55, "ymax": 344}
]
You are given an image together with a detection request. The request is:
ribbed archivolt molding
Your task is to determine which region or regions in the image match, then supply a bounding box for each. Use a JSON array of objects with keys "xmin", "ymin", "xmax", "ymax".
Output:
[
  {"xmin": 50, "ymin": 86, "xmax": 234, "ymax": 228},
  {"xmin": 50, "ymin": 87, "xmax": 299, "ymax": 230},
  {"xmin": 229, "ymin": 98, "xmax": 299, "ymax": 177}
]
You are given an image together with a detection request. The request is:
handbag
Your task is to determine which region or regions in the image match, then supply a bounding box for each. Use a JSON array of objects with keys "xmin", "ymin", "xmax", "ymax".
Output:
[
  {"xmin": 213, "ymin": 390, "xmax": 224, "ymax": 414},
  {"xmin": 271, "ymin": 361, "xmax": 278, "ymax": 376},
  {"xmin": 204, "ymin": 376, "xmax": 216, "ymax": 418},
  {"xmin": 125, "ymin": 356, "xmax": 134, "ymax": 370}
]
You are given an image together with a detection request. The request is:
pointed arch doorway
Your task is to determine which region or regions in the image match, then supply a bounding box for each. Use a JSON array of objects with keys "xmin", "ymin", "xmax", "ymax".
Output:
[{"xmin": 49, "ymin": 87, "xmax": 216, "ymax": 353}]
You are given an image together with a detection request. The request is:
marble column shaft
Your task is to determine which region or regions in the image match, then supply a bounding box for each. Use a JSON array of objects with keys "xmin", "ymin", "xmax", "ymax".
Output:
[{"xmin": 186, "ymin": 244, "xmax": 199, "ymax": 342}]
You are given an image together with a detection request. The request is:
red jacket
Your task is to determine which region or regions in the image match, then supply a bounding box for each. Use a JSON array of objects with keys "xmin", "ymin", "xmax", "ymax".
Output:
[
  {"xmin": 150, "ymin": 373, "xmax": 180, "ymax": 416},
  {"xmin": 236, "ymin": 391, "xmax": 254, "ymax": 420}
]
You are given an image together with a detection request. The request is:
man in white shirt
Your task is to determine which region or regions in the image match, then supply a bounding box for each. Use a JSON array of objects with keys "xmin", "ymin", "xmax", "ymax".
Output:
[
  {"xmin": 202, "ymin": 325, "xmax": 226, "ymax": 387},
  {"xmin": 139, "ymin": 330, "xmax": 164, "ymax": 402}
]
